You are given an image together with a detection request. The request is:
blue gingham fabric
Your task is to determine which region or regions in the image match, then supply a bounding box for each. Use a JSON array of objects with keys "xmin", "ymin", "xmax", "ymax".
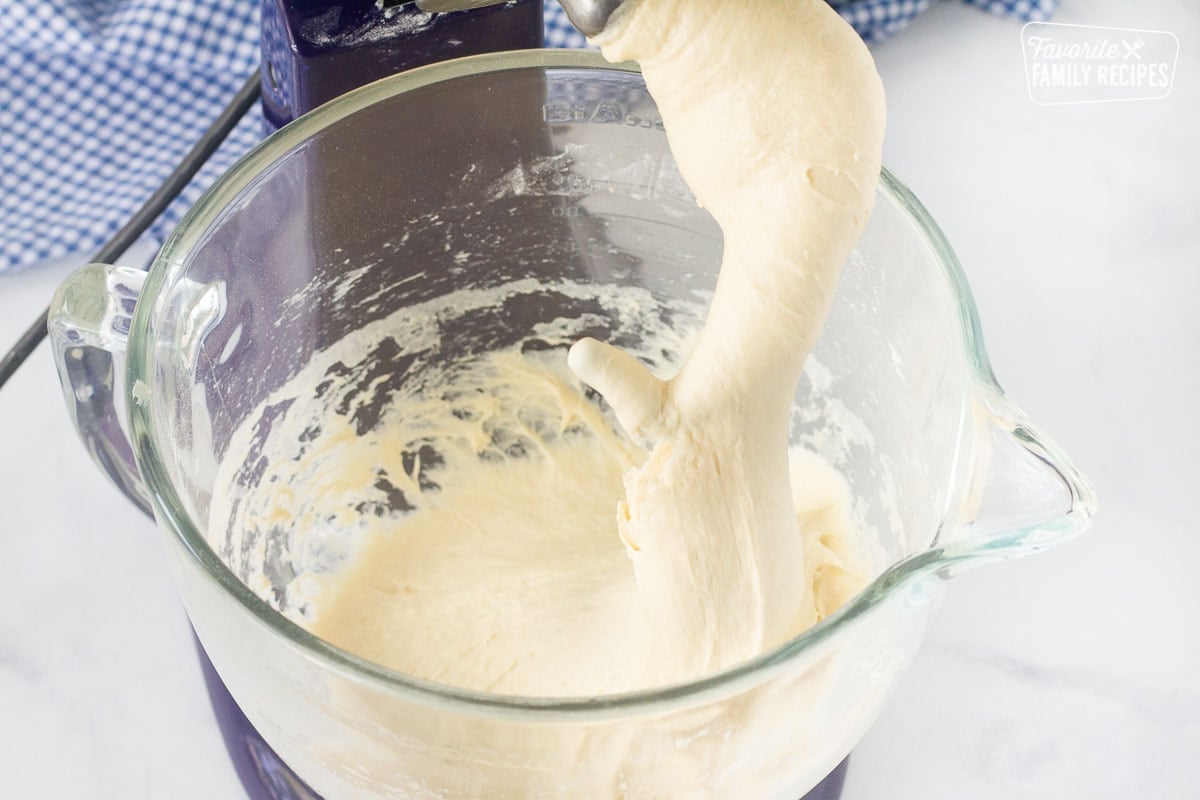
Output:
[
  {"xmin": 833, "ymin": 0, "xmax": 1056, "ymax": 42},
  {"xmin": 0, "ymin": 0, "xmax": 1058, "ymax": 274}
]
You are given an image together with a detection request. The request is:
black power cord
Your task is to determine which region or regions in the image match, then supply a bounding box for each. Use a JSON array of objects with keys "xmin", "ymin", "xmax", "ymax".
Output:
[{"xmin": 0, "ymin": 69, "xmax": 263, "ymax": 391}]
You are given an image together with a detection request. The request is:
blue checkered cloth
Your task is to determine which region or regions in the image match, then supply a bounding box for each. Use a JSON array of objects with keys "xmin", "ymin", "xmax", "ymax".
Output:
[{"xmin": 0, "ymin": 0, "xmax": 1058, "ymax": 274}]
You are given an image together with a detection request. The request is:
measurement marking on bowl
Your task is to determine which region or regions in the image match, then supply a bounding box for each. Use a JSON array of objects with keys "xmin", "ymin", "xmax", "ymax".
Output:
[{"xmin": 543, "ymin": 101, "xmax": 665, "ymax": 130}]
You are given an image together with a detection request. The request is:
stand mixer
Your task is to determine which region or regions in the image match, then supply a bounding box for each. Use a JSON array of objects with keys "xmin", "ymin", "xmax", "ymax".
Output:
[{"xmin": 29, "ymin": 2, "xmax": 1094, "ymax": 799}]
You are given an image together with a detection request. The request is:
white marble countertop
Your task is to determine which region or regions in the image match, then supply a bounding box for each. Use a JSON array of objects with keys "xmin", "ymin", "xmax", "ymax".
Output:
[{"xmin": 1, "ymin": 1, "xmax": 1196, "ymax": 797}]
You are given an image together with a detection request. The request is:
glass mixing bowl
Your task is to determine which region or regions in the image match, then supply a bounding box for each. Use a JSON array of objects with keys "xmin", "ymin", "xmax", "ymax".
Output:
[{"xmin": 48, "ymin": 50, "xmax": 1094, "ymax": 800}]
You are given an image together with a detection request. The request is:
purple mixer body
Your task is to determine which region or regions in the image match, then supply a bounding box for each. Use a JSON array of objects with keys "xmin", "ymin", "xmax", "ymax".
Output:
[
  {"xmin": 190, "ymin": 3, "xmax": 852, "ymax": 797},
  {"xmin": 259, "ymin": 0, "xmax": 545, "ymax": 131}
]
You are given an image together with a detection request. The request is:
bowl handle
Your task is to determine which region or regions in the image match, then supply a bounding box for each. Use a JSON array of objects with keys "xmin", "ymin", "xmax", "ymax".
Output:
[
  {"xmin": 935, "ymin": 389, "xmax": 1097, "ymax": 577},
  {"xmin": 48, "ymin": 263, "xmax": 153, "ymax": 517}
]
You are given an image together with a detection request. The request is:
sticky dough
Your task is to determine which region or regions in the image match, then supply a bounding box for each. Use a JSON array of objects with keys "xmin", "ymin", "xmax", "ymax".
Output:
[
  {"xmin": 568, "ymin": 0, "xmax": 886, "ymax": 679},
  {"xmin": 235, "ymin": 0, "xmax": 885, "ymax": 697}
]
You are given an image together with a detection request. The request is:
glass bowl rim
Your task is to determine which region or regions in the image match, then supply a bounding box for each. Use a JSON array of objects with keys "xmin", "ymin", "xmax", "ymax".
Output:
[{"xmin": 128, "ymin": 48, "xmax": 997, "ymax": 721}]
